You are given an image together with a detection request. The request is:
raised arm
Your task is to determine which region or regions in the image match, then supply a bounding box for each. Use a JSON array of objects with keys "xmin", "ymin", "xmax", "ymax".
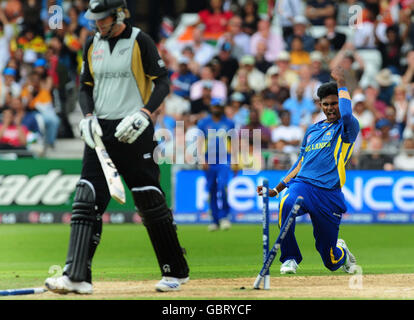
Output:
[{"xmin": 331, "ymin": 66, "xmax": 360, "ymax": 142}]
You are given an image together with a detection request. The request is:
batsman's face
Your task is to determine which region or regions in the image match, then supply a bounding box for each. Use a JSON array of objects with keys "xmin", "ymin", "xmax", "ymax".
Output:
[
  {"xmin": 96, "ymin": 15, "xmax": 115, "ymax": 36},
  {"xmin": 321, "ymin": 94, "xmax": 340, "ymax": 123}
]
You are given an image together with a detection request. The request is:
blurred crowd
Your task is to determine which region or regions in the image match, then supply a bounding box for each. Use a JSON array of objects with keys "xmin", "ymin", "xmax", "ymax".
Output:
[
  {"xmin": 0, "ymin": 0, "xmax": 414, "ymax": 171},
  {"xmin": 158, "ymin": 0, "xmax": 414, "ymax": 171},
  {"xmin": 0, "ymin": 0, "xmax": 91, "ymax": 157}
]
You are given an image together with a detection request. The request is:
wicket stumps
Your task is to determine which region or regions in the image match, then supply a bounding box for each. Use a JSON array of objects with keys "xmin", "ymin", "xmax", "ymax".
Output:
[
  {"xmin": 0, "ymin": 287, "xmax": 47, "ymax": 296},
  {"xmin": 262, "ymin": 179, "xmax": 270, "ymax": 290},
  {"xmin": 254, "ymin": 196, "xmax": 304, "ymax": 290}
]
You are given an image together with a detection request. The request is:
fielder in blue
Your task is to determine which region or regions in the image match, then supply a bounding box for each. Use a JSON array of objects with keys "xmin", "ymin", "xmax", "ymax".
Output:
[
  {"xmin": 198, "ymin": 98, "xmax": 235, "ymax": 231},
  {"xmin": 258, "ymin": 66, "xmax": 360, "ymax": 274}
]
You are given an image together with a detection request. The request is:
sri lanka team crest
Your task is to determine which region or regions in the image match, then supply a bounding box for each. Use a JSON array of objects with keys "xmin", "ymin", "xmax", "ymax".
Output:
[{"xmin": 322, "ymin": 130, "xmax": 334, "ymax": 141}]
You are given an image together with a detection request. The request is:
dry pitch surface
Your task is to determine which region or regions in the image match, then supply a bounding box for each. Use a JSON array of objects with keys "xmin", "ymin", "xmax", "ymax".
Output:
[{"xmin": 12, "ymin": 274, "xmax": 414, "ymax": 299}]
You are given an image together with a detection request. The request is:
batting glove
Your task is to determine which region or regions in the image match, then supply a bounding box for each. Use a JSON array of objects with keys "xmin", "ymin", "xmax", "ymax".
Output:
[
  {"xmin": 79, "ymin": 115, "xmax": 103, "ymax": 149},
  {"xmin": 114, "ymin": 110, "xmax": 150, "ymax": 144}
]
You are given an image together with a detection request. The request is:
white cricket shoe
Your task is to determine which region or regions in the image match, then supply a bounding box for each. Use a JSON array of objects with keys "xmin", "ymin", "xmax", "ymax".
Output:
[
  {"xmin": 45, "ymin": 275, "xmax": 93, "ymax": 294},
  {"xmin": 220, "ymin": 218, "xmax": 231, "ymax": 230},
  {"xmin": 280, "ymin": 259, "xmax": 298, "ymax": 274},
  {"xmin": 337, "ymin": 239, "xmax": 357, "ymax": 273},
  {"xmin": 155, "ymin": 276, "xmax": 189, "ymax": 292},
  {"xmin": 208, "ymin": 223, "xmax": 219, "ymax": 231}
]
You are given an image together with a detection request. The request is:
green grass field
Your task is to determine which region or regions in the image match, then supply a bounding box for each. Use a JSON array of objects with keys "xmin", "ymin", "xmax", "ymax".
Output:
[{"xmin": 0, "ymin": 223, "xmax": 413, "ymax": 294}]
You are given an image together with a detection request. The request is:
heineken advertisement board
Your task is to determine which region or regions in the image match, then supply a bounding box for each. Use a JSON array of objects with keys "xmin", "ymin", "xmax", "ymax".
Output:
[{"xmin": 0, "ymin": 159, "xmax": 171, "ymax": 224}]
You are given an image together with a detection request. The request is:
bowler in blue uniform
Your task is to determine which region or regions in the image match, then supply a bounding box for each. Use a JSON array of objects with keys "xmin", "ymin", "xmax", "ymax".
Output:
[
  {"xmin": 257, "ymin": 66, "xmax": 360, "ymax": 274},
  {"xmin": 198, "ymin": 98, "xmax": 235, "ymax": 231}
]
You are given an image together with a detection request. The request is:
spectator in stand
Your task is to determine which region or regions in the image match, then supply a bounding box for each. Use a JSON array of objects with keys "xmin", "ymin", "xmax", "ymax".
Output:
[
  {"xmin": 402, "ymin": 50, "xmax": 414, "ymax": 93},
  {"xmin": 32, "ymin": 58, "xmax": 53, "ymax": 97},
  {"xmin": 375, "ymin": 0, "xmax": 400, "ymax": 44},
  {"xmin": 186, "ymin": 26, "xmax": 217, "ymax": 68},
  {"xmin": 364, "ymin": 82, "xmax": 387, "ymax": 119},
  {"xmin": 230, "ymin": 55, "xmax": 266, "ymax": 93},
  {"xmin": 275, "ymin": 51, "xmax": 299, "ymax": 87},
  {"xmin": 212, "ymin": 42, "xmax": 239, "ymax": 86},
  {"xmin": 323, "ymin": 16, "xmax": 347, "ymax": 52},
  {"xmin": 353, "ymin": 8, "xmax": 378, "ymax": 49},
  {"xmin": 0, "ymin": 68, "xmax": 21, "ymax": 108},
  {"xmin": 384, "ymin": 105, "xmax": 402, "ymax": 143},
  {"xmin": 358, "ymin": 135, "xmax": 394, "ymax": 170},
  {"xmin": 190, "ymin": 64, "xmax": 227, "ymax": 101},
  {"xmin": 4, "ymin": 0, "xmax": 22, "ymax": 24},
  {"xmin": 404, "ymin": 97, "xmax": 414, "ymax": 139},
  {"xmin": 8, "ymin": 94, "xmax": 40, "ymax": 144},
  {"xmin": 250, "ymin": 19, "xmax": 285, "ymax": 64},
  {"xmin": 314, "ymin": 37, "xmax": 335, "ymax": 72},
  {"xmin": 229, "ymin": 91, "xmax": 249, "ymax": 130},
  {"xmin": 263, "ymin": 66, "xmax": 290, "ymax": 112},
  {"xmin": 14, "ymin": 26, "xmax": 48, "ymax": 56},
  {"xmin": 66, "ymin": 5, "xmax": 90, "ymax": 54},
  {"xmin": 375, "ymin": 118, "xmax": 400, "ymax": 154},
  {"xmin": 352, "ymin": 93, "xmax": 375, "ymax": 144},
  {"xmin": 46, "ymin": 36, "xmax": 75, "ymax": 139},
  {"xmin": 400, "ymin": 5, "xmax": 414, "ymax": 52},
  {"xmin": 181, "ymin": 45, "xmax": 202, "ymax": 76},
  {"xmin": 0, "ymin": 8, "xmax": 14, "ymax": 73},
  {"xmin": 21, "ymin": 71, "xmax": 60, "ymax": 154},
  {"xmin": 190, "ymin": 80, "xmax": 213, "ymax": 120},
  {"xmin": 253, "ymin": 40, "xmax": 273, "ymax": 74},
  {"xmin": 378, "ymin": 25, "xmax": 403, "ymax": 75},
  {"xmin": 271, "ymin": 109, "xmax": 304, "ymax": 153},
  {"xmin": 376, "ymin": 68, "xmax": 397, "ymax": 106},
  {"xmin": 289, "ymin": 36, "xmax": 311, "ymax": 70},
  {"xmin": 164, "ymin": 84, "xmax": 191, "ymax": 121},
  {"xmin": 171, "ymin": 56, "xmax": 199, "ymax": 100},
  {"xmin": 394, "ymin": 137, "xmax": 414, "ymax": 171},
  {"xmin": 240, "ymin": 0, "xmax": 260, "ymax": 36},
  {"xmin": 241, "ymin": 107, "xmax": 271, "ymax": 149},
  {"xmin": 229, "ymin": 67, "xmax": 255, "ymax": 105},
  {"xmin": 51, "ymin": 20, "xmax": 81, "ymax": 79},
  {"xmin": 260, "ymin": 91, "xmax": 280, "ymax": 129},
  {"xmin": 197, "ymin": 0, "xmax": 234, "ymax": 40},
  {"xmin": 283, "ymin": 83, "xmax": 316, "ymax": 129},
  {"xmin": 392, "ymin": 85, "xmax": 409, "ymax": 137},
  {"xmin": 274, "ymin": 0, "xmax": 305, "ymax": 41},
  {"xmin": 22, "ymin": 0, "xmax": 43, "ymax": 36},
  {"xmin": 290, "ymin": 65, "xmax": 321, "ymax": 101},
  {"xmin": 310, "ymin": 51, "xmax": 331, "ymax": 83},
  {"xmin": 286, "ymin": 16, "xmax": 315, "ymax": 53},
  {"xmin": 0, "ymin": 107, "xmax": 28, "ymax": 151},
  {"xmin": 305, "ymin": 0, "xmax": 336, "ymax": 26},
  {"xmin": 216, "ymin": 15, "xmax": 251, "ymax": 60},
  {"xmin": 330, "ymin": 42, "xmax": 365, "ymax": 94}
]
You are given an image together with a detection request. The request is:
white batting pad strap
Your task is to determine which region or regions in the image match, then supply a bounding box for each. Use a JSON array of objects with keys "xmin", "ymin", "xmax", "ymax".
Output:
[{"xmin": 132, "ymin": 186, "xmax": 163, "ymax": 195}]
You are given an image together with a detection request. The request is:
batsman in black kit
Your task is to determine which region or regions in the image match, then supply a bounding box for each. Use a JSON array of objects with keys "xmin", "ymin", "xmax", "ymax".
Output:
[{"xmin": 45, "ymin": 0, "xmax": 189, "ymax": 293}]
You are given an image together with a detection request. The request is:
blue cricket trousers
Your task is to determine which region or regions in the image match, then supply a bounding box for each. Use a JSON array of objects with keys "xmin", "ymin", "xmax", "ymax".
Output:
[
  {"xmin": 205, "ymin": 164, "xmax": 231, "ymax": 225},
  {"xmin": 278, "ymin": 179, "xmax": 348, "ymax": 271}
]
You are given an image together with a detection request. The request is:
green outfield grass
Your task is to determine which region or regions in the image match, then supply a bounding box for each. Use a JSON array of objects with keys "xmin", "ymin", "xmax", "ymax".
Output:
[{"xmin": 0, "ymin": 224, "xmax": 413, "ymax": 290}]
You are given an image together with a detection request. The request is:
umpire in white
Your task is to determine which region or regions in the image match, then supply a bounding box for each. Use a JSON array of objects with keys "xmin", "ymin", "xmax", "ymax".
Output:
[{"xmin": 45, "ymin": 0, "xmax": 189, "ymax": 293}]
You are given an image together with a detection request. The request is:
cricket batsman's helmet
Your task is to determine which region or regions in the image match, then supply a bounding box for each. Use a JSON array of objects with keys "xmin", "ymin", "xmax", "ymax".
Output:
[{"xmin": 85, "ymin": 0, "xmax": 129, "ymax": 21}]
